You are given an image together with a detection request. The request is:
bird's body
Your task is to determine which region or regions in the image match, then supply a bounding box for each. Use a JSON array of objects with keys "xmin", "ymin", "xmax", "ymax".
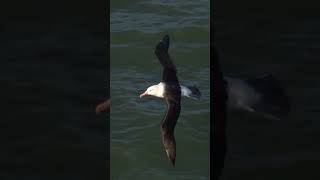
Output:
[
  {"xmin": 140, "ymin": 35, "xmax": 201, "ymax": 166},
  {"xmin": 144, "ymin": 74, "xmax": 290, "ymax": 121},
  {"xmin": 140, "ymin": 82, "xmax": 201, "ymax": 100},
  {"xmin": 139, "ymin": 35, "xmax": 290, "ymax": 167}
]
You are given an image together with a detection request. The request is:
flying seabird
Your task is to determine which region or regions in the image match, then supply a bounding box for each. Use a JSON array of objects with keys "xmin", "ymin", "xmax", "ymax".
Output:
[{"xmin": 140, "ymin": 35, "xmax": 201, "ymax": 166}]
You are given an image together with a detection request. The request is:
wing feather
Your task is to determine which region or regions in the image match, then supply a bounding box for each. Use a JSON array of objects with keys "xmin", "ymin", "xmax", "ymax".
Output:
[
  {"xmin": 160, "ymin": 99, "xmax": 181, "ymax": 166},
  {"xmin": 155, "ymin": 35, "xmax": 179, "ymax": 84}
]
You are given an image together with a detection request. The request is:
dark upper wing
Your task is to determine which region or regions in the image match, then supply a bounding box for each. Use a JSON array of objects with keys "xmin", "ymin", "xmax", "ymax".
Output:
[
  {"xmin": 160, "ymin": 99, "xmax": 181, "ymax": 166},
  {"xmin": 155, "ymin": 35, "xmax": 181, "ymax": 166},
  {"xmin": 155, "ymin": 35, "xmax": 179, "ymax": 84}
]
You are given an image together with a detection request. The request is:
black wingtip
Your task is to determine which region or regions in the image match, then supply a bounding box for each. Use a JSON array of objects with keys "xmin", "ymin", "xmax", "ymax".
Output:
[
  {"xmin": 166, "ymin": 148, "xmax": 176, "ymax": 166},
  {"xmin": 162, "ymin": 34, "xmax": 170, "ymax": 44},
  {"xmin": 156, "ymin": 34, "xmax": 170, "ymax": 53},
  {"xmin": 162, "ymin": 132, "xmax": 176, "ymax": 167},
  {"xmin": 171, "ymin": 158, "xmax": 176, "ymax": 167}
]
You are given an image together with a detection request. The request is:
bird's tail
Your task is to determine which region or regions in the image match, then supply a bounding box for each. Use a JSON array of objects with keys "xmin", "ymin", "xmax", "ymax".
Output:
[
  {"xmin": 246, "ymin": 74, "xmax": 290, "ymax": 120},
  {"xmin": 186, "ymin": 85, "xmax": 201, "ymax": 100}
]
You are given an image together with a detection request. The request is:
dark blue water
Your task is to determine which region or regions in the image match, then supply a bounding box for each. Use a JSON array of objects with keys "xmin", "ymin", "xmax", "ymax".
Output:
[{"xmin": 110, "ymin": 0, "xmax": 210, "ymax": 179}]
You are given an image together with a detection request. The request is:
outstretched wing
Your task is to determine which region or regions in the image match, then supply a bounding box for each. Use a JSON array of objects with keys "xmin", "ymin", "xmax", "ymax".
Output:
[
  {"xmin": 160, "ymin": 98, "xmax": 181, "ymax": 166},
  {"xmin": 155, "ymin": 35, "xmax": 182, "ymax": 166},
  {"xmin": 155, "ymin": 35, "xmax": 179, "ymax": 84}
]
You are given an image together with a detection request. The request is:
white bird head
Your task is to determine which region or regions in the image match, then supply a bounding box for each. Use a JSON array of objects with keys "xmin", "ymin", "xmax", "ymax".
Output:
[{"xmin": 140, "ymin": 83, "xmax": 164, "ymax": 98}]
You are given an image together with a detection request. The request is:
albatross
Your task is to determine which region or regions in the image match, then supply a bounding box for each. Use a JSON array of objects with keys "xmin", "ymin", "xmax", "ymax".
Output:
[
  {"xmin": 140, "ymin": 35, "xmax": 201, "ymax": 166},
  {"xmin": 140, "ymin": 35, "xmax": 290, "ymax": 167}
]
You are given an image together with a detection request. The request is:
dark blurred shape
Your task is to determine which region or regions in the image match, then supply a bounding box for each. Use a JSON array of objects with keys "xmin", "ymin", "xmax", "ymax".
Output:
[
  {"xmin": 0, "ymin": 0, "xmax": 109, "ymax": 179},
  {"xmin": 96, "ymin": 99, "xmax": 111, "ymax": 114},
  {"xmin": 211, "ymin": 43, "xmax": 228, "ymax": 179}
]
